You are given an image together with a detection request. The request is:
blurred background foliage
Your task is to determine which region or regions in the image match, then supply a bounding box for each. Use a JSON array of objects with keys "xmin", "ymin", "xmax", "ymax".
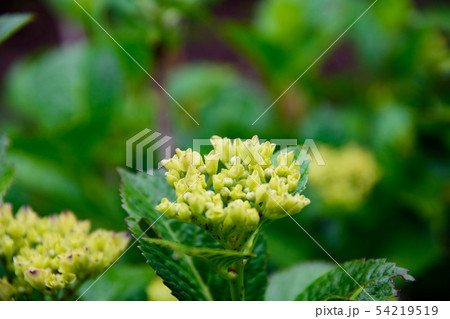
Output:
[{"xmin": 0, "ymin": 0, "xmax": 449, "ymax": 300}]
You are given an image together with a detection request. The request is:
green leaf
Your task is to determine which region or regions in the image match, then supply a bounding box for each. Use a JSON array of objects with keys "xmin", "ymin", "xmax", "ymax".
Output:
[
  {"xmin": 0, "ymin": 13, "xmax": 32, "ymax": 44},
  {"xmin": 80, "ymin": 263, "xmax": 155, "ymax": 301},
  {"xmin": 0, "ymin": 135, "xmax": 14, "ymax": 203},
  {"xmin": 119, "ymin": 169, "xmax": 214, "ymax": 301},
  {"xmin": 266, "ymin": 261, "xmax": 334, "ymax": 301},
  {"xmin": 5, "ymin": 44, "xmax": 122, "ymax": 136},
  {"xmin": 144, "ymin": 238, "xmax": 254, "ymax": 279},
  {"xmin": 243, "ymin": 235, "xmax": 268, "ymax": 300},
  {"xmin": 295, "ymin": 259, "xmax": 415, "ymax": 301}
]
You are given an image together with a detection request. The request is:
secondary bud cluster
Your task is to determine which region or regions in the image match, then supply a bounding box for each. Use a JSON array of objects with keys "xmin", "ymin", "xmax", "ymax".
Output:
[
  {"xmin": 0, "ymin": 203, "xmax": 129, "ymax": 300},
  {"xmin": 309, "ymin": 144, "xmax": 380, "ymax": 210},
  {"xmin": 156, "ymin": 136, "xmax": 310, "ymax": 250}
]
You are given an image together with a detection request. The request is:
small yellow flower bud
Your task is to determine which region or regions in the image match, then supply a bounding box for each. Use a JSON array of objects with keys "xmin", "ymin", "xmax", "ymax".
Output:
[
  {"xmin": 220, "ymin": 187, "xmax": 231, "ymax": 198},
  {"xmin": 269, "ymin": 174, "xmax": 280, "ymax": 190},
  {"xmin": 244, "ymin": 208, "xmax": 260, "ymax": 231},
  {"xmin": 56, "ymin": 211, "xmax": 78, "ymax": 233},
  {"xmin": 228, "ymin": 163, "xmax": 244, "ymax": 179},
  {"xmin": 174, "ymin": 203, "xmax": 192, "ymax": 223},
  {"xmin": 1, "ymin": 235, "xmax": 14, "ymax": 260},
  {"xmin": 0, "ymin": 203, "xmax": 13, "ymax": 225},
  {"xmin": 223, "ymin": 177, "xmax": 233, "ymax": 188},
  {"xmin": 205, "ymin": 206, "xmax": 226, "ymax": 224},
  {"xmin": 275, "ymin": 164, "xmax": 290, "ymax": 177},
  {"xmin": 24, "ymin": 268, "xmax": 48, "ymax": 292},
  {"xmin": 7, "ymin": 220, "xmax": 26, "ymax": 239},
  {"xmin": 204, "ymin": 150, "xmax": 220, "ymax": 175},
  {"xmin": 156, "ymin": 198, "xmax": 172, "ymax": 213},
  {"xmin": 187, "ymin": 193, "xmax": 206, "ymax": 216},
  {"xmin": 0, "ymin": 278, "xmax": 16, "ymax": 301},
  {"xmin": 259, "ymin": 141, "xmax": 276, "ymax": 162},
  {"xmin": 263, "ymin": 194, "xmax": 283, "ymax": 219},
  {"xmin": 287, "ymin": 173, "xmax": 300, "ymax": 193},
  {"xmin": 211, "ymin": 136, "xmax": 233, "ymax": 163},
  {"xmin": 230, "ymin": 184, "xmax": 245, "ymax": 200},
  {"xmin": 255, "ymin": 185, "xmax": 270, "ymax": 206},
  {"xmin": 165, "ymin": 169, "xmax": 180, "ymax": 188},
  {"xmin": 285, "ymin": 194, "xmax": 310, "ymax": 216},
  {"xmin": 44, "ymin": 273, "xmax": 65, "ymax": 291},
  {"xmin": 213, "ymin": 174, "xmax": 225, "ymax": 191},
  {"xmin": 277, "ymin": 151, "xmax": 295, "ymax": 166},
  {"xmin": 161, "ymin": 155, "xmax": 183, "ymax": 172},
  {"xmin": 246, "ymin": 191, "xmax": 255, "ymax": 202},
  {"xmin": 226, "ymin": 200, "xmax": 248, "ymax": 226},
  {"xmin": 246, "ymin": 171, "xmax": 261, "ymax": 190}
]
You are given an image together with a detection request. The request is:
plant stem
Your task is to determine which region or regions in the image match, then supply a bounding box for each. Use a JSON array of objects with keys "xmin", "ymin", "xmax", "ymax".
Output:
[{"xmin": 229, "ymin": 261, "xmax": 245, "ymax": 301}]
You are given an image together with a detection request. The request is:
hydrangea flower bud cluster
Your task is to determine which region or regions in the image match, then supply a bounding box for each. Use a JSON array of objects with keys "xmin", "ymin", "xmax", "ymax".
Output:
[
  {"xmin": 0, "ymin": 203, "xmax": 129, "ymax": 300},
  {"xmin": 309, "ymin": 144, "xmax": 380, "ymax": 210},
  {"xmin": 156, "ymin": 136, "xmax": 310, "ymax": 250}
]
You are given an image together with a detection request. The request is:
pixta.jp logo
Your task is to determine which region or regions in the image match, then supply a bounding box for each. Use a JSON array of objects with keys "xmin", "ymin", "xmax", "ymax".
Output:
[
  {"xmin": 126, "ymin": 129, "xmax": 172, "ymax": 175},
  {"xmin": 126, "ymin": 130, "xmax": 325, "ymax": 175}
]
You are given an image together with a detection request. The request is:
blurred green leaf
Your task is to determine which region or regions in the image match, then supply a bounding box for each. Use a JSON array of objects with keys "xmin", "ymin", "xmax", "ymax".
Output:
[
  {"xmin": 0, "ymin": 13, "xmax": 32, "ymax": 44},
  {"xmin": 167, "ymin": 63, "xmax": 272, "ymax": 139},
  {"xmin": 266, "ymin": 261, "xmax": 334, "ymax": 301},
  {"xmin": 80, "ymin": 263, "xmax": 155, "ymax": 301},
  {"xmin": 0, "ymin": 135, "xmax": 15, "ymax": 203},
  {"xmin": 5, "ymin": 44, "xmax": 122, "ymax": 136},
  {"xmin": 296, "ymin": 259, "xmax": 415, "ymax": 301}
]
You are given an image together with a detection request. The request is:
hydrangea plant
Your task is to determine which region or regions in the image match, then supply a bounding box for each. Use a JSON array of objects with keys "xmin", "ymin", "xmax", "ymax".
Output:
[
  {"xmin": 121, "ymin": 136, "xmax": 414, "ymax": 301},
  {"xmin": 0, "ymin": 203, "xmax": 129, "ymax": 300},
  {"xmin": 0, "ymin": 135, "xmax": 130, "ymax": 301}
]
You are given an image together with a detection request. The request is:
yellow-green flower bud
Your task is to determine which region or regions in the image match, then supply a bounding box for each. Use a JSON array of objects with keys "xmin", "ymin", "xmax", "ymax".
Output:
[
  {"xmin": 161, "ymin": 155, "xmax": 183, "ymax": 172},
  {"xmin": 220, "ymin": 187, "xmax": 231, "ymax": 198},
  {"xmin": 205, "ymin": 206, "xmax": 226, "ymax": 224},
  {"xmin": 277, "ymin": 151, "xmax": 295, "ymax": 166},
  {"xmin": 259, "ymin": 141, "xmax": 276, "ymax": 163},
  {"xmin": 230, "ymin": 184, "xmax": 245, "ymax": 200},
  {"xmin": 246, "ymin": 171, "xmax": 261, "ymax": 191},
  {"xmin": 0, "ymin": 278, "xmax": 16, "ymax": 301},
  {"xmin": 263, "ymin": 194, "xmax": 283, "ymax": 219},
  {"xmin": 246, "ymin": 191, "xmax": 255, "ymax": 202},
  {"xmin": 211, "ymin": 136, "xmax": 233, "ymax": 163},
  {"xmin": 224, "ymin": 177, "xmax": 234, "ymax": 188},
  {"xmin": 1, "ymin": 235, "xmax": 14, "ymax": 260},
  {"xmin": 174, "ymin": 203, "xmax": 192, "ymax": 223},
  {"xmin": 226, "ymin": 200, "xmax": 249, "ymax": 226},
  {"xmin": 255, "ymin": 184, "xmax": 270, "ymax": 206},
  {"xmin": 275, "ymin": 164, "xmax": 291, "ymax": 177},
  {"xmin": 165, "ymin": 169, "xmax": 180, "ymax": 188},
  {"xmin": 24, "ymin": 268, "xmax": 48, "ymax": 292},
  {"xmin": 212, "ymin": 174, "xmax": 225, "ymax": 192},
  {"xmin": 155, "ymin": 198, "xmax": 172, "ymax": 214},
  {"xmin": 6, "ymin": 220, "xmax": 25, "ymax": 239},
  {"xmin": 285, "ymin": 194, "xmax": 310, "ymax": 216},
  {"xmin": 205, "ymin": 150, "xmax": 220, "ymax": 175},
  {"xmin": 287, "ymin": 173, "xmax": 300, "ymax": 193},
  {"xmin": 44, "ymin": 273, "xmax": 65, "ymax": 291},
  {"xmin": 0, "ymin": 203, "xmax": 13, "ymax": 225},
  {"xmin": 228, "ymin": 163, "xmax": 244, "ymax": 179},
  {"xmin": 244, "ymin": 208, "xmax": 260, "ymax": 231},
  {"xmin": 187, "ymin": 193, "xmax": 206, "ymax": 216}
]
